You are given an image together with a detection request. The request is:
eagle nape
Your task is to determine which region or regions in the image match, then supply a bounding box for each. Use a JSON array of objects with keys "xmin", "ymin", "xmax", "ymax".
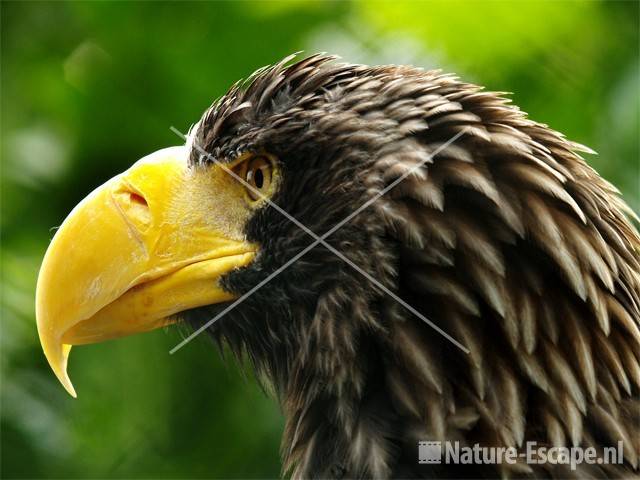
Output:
[{"xmin": 36, "ymin": 54, "xmax": 639, "ymax": 479}]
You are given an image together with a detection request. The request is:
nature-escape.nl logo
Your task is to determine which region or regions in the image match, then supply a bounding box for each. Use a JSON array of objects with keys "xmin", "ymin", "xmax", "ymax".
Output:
[{"xmin": 418, "ymin": 440, "xmax": 624, "ymax": 471}]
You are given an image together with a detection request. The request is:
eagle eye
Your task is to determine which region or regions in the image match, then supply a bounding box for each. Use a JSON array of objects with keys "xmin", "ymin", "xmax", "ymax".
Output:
[{"xmin": 243, "ymin": 156, "xmax": 273, "ymax": 201}]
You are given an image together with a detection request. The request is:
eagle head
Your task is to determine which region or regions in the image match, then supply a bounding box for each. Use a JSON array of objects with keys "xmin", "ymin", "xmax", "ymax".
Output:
[{"xmin": 35, "ymin": 54, "xmax": 640, "ymax": 478}]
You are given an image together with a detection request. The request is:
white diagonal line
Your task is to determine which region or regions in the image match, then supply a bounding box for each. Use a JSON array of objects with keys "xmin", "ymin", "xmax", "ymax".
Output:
[
  {"xmin": 171, "ymin": 127, "xmax": 467, "ymax": 351},
  {"xmin": 169, "ymin": 126, "xmax": 468, "ymax": 354},
  {"xmin": 310, "ymin": 129, "xmax": 467, "ymax": 241},
  {"xmin": 311, "ymin": 240, "xmax": 469, "ymax": 353},
  {"xmin": 169, "ymin": 236, "xmax": 323, "ymax": 354}
]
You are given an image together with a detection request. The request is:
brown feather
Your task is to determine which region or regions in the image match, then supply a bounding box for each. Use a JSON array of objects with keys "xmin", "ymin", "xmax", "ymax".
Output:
[{"xmin": 188, "ymin": 54, "xmax": 640, "ymax": 479}]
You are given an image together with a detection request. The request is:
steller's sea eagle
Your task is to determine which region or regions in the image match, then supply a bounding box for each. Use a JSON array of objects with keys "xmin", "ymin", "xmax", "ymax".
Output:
[{"xmin": 36, "ymin": 54, "xmax": 640, "ymax": 479}]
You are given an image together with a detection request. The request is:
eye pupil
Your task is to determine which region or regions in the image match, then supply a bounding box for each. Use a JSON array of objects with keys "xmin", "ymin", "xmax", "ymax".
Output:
[
  {"xmin": 242, "ymin": 156, "xmax": 273, "ymax": 201},
  {"xmin": 254, "ymin": 168, "xmax": 264, "ymax": 189}
]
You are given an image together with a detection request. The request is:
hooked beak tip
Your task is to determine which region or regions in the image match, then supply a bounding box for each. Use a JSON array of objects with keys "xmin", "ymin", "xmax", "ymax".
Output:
[{"xmin": 41, "ymin": 337, "xmax": 77, "ymax": 398}]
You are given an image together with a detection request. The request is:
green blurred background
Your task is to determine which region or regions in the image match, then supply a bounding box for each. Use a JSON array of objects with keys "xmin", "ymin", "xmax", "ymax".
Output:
[{"xmin": 1, "ymin": 1, "xmax": 638, "ymax": 478}]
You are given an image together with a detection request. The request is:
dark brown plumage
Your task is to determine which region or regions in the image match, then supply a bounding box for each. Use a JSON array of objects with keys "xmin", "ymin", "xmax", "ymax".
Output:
[{"xmin": 183, "ymin": 54, "xmax": 640, "ymax": 479}]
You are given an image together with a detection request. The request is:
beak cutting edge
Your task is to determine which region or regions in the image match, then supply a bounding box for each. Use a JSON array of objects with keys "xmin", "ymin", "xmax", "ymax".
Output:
[{"xmin": 35, "ymin": 146, "xmax": 256, "ymax": 397}]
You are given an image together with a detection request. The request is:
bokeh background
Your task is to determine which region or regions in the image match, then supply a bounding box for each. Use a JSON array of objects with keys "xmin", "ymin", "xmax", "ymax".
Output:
[{"xmin": 1, "ymin": 1, "xmax": 638, "ymax": 478}]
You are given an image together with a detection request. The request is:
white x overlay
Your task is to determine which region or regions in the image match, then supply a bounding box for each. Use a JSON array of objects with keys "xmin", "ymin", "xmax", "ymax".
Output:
[{"xmin": 169, "ymin": 126, "xmax": 470, "ymax": 354}]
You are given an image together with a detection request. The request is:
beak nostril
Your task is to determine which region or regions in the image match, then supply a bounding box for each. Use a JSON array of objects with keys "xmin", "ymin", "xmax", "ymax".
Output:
[
  {"xmin": 113, "ymin": 189, "xmax": 151, "ymax": 227},
  {"xmin": 129, "ymin": 192, "xmax": 148, "ymax": 207}
]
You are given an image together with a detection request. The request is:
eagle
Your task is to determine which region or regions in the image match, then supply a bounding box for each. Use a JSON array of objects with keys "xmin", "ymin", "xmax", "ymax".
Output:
[{"xmin": 36, "ymin": 54, "xmax": 639, "ymax": 479}]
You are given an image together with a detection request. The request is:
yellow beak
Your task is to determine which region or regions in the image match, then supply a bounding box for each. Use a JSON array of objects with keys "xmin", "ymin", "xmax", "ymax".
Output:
[{"xmin": 35, "ymin": 146, "xmax": 256, "ymax": 397}]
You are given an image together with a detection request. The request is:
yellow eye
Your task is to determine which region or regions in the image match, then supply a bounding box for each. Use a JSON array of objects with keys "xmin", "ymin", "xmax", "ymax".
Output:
[{"xmin": 244, "ymin": 156, "xmax": 273, "ymax": 201}]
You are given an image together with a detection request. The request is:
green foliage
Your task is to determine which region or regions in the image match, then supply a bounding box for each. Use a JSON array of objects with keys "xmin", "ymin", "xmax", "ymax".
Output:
[{"xmin": 1, "ymin": 1, "xmax": 637, "ymax": 478}]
